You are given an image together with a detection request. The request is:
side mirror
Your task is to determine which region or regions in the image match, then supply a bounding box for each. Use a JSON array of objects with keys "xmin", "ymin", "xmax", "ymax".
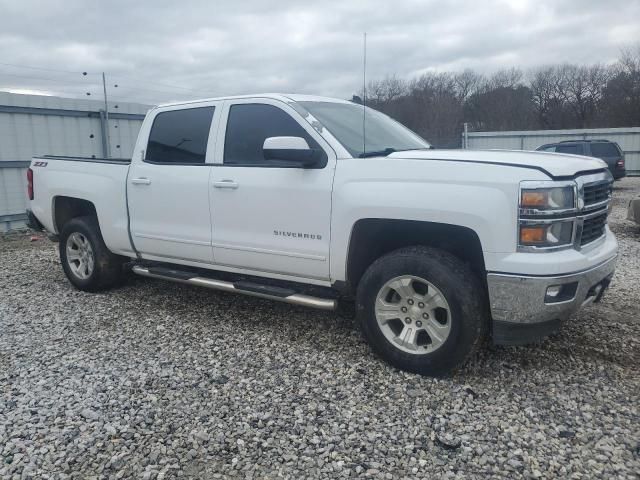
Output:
[{"xmin": 263, "ymin": 136, "xmax": 319, "ymax": 167}]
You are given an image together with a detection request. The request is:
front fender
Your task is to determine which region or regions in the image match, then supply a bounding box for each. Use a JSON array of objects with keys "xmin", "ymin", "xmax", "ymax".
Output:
[{"xmin": 329, "ymin": 159, "xmax": 546, "ymax": 282}]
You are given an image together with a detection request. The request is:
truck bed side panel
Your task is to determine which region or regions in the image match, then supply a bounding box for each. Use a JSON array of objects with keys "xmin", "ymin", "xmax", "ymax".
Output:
[{"xmin": 30, "ymin": 157, "xmax": 134, "ymax": 256}]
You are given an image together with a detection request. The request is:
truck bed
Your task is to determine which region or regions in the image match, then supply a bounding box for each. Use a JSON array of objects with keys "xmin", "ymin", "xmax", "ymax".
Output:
[
  {"xmin": 41, "ymin": 155, "xmax": 131, "ymax": 165},
  {"xmin": 30, "ymin": 155, "xmax": 134, "ymax": 256}
]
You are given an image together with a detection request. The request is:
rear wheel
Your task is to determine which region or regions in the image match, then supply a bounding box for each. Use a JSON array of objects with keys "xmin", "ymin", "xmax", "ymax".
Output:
[
  {"xmin": 59, "ymin": 216, "xmax": 125, "ymax": 292},
  {"xmin": 356, "ymin": 246, "xmax": 487, "ymax": 376}
]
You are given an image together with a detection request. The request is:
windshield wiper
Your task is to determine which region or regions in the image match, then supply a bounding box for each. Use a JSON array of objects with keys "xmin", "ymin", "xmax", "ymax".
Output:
[{"xmin": 358, "ymin": 148, "xmax": 396, "ymax": 158}]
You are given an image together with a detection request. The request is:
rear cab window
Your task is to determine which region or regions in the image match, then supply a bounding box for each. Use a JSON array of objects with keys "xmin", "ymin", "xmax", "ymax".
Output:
[{"xmin": 146, "ymin": 107, "xmax": 215, "ymax": 164}]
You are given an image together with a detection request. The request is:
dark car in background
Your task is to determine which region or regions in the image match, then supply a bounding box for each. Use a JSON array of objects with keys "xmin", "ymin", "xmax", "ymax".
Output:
[{"xmin": 536, "ymin": 140, "xmax": 626, "ymax": 180}]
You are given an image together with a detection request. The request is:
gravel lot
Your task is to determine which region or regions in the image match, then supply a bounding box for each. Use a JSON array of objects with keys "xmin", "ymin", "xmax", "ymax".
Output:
[{"xmin": 1, "ymin": 178, "xmax": 639, "ymax": 479}]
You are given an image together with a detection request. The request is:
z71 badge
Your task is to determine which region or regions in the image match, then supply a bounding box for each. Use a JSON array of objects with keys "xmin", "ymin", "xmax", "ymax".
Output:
[{"xmin": 33, "ymin": 161, "xmax": 48, "ymax": 167}]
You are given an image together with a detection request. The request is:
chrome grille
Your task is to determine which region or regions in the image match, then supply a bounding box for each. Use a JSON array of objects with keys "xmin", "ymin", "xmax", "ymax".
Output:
[
  {"xmin": 583, "ymin": 181, "xmax": 612, "ymax": 207},
  {"xmin": 580, "ymin": 212, "xmax": 607, "ymax": 246}
]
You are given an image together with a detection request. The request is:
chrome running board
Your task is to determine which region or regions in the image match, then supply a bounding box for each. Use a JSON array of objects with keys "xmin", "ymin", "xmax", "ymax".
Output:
[{"xmin": 131, "ymin": 265, "xmax": 337, "ymax": 311}]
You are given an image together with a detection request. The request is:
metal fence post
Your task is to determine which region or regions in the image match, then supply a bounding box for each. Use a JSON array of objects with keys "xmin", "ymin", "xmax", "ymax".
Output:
[
  {"xmin": 98, "ymin": 110, "xmax": 109, "ymax": 159},
  {"xmin": 463, "ymin": 123, "xmax": 468, "ymax": 149},
  {"xmin": 102, "ymin": 72, "xmax": 111, "ymax": 159}
]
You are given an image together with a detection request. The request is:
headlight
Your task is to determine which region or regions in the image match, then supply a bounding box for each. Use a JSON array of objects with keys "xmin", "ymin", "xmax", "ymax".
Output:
[
  {"xmin": 519, "ymin": 220, "xmax": 574, "ymax": 248},
  {"xmin": 520, "ymin": 184, "xmax": 575, "ymax": 212}
]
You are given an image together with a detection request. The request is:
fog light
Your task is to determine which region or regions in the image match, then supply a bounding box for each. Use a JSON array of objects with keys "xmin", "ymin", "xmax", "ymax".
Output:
[
  {"xmin": 546, "ymin": 285, "xmax": 562, "ymax": 298},
  {"xmin": 544, "ymin": 282, "xmax": 579, "ymax": 304}
]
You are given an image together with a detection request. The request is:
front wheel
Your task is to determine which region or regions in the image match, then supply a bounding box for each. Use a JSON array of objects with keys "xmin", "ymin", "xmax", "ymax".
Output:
[
  {"xmin": 356, "ymin": 246, "xmax": 488, "ymax": 376},
  {"xmin": 59, "ymin": 216, "xmax": 125, "ymax": 292}
]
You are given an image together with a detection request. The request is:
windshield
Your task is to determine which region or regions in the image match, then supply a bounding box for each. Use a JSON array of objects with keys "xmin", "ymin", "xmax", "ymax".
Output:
[{"xmin": 295, "ymin": 101, "xmax": 430, "ymax": 157}]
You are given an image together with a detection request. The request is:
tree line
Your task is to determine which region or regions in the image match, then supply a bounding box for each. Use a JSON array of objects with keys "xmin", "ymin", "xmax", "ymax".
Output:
[{"xmin": 361, "ymin": 45, "xmax": 640, "ymax": 148}]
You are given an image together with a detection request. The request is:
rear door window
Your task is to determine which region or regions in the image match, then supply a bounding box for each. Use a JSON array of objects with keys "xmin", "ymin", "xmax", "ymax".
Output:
[
  {"xmin": 146, "ymin": 107, "xmax": 215, "ymax": 164},
  {"xmin": 589, "ymin": 142, "xmax": 621, "ymax": 158},
  {"xmin": 555, "ymin": 144, "xmax": 580, "ymax": 155}
]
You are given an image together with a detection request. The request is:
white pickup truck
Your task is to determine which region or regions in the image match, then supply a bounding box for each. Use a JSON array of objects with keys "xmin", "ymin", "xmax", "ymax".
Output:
[{"xmin": 26, "ymin": 94, "xmax": 618, "ymax": 376}]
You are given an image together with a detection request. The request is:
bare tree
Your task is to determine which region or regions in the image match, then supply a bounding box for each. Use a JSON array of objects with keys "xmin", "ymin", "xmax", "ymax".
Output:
[
  {"xmin": 453, "ymin": 69, "xmax": 484, "ymax": 102},
  {"xmin": 486, "ymin": 68, "xmax": 524, "ymax": 90},
  {"xmin": 601, "ymin": 45, "xmax": 640, "ymax": 126},
  {"xmin": 555, "ymin": 64, "xmax": 610, "ymax": 127},
  {"xmin": 407, "ymin": 72, "xmax": 463, "ymax": 147},
  {"xmin": 357, "ymin": 44, "xmax": 637, "ymax": 146},
  {"xmin": 366, "ymin": 75, "xmax": 408, "ymax": 105},
  {"xmin": 529, "ymin": 66, "xmax": 565, "ymax": 128}
]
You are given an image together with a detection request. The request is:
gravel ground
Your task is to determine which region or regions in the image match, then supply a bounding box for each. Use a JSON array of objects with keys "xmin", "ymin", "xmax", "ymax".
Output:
[{"xmin": 1, "ymin": 179, "xmax": 639, "ymax": 480}]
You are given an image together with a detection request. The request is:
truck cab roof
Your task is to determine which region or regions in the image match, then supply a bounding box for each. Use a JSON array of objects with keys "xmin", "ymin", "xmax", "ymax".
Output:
[{"xmin": 156, "ymin": 93, "xmax": 352, "ymax": 109}]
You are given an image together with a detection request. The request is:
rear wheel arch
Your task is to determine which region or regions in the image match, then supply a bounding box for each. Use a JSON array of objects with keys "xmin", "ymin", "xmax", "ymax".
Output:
[
  {"xmin": 345, "ymin": 218, "xmax": 487, "ymax": 294},
  {"xmin": 53, "ymin": 196, "xmax": 97, "ymax": 233}
]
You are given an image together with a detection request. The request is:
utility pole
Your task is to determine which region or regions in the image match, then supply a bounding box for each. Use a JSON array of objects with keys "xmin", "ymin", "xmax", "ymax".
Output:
[
  {"xmin": 102, "ymin": 72, "xmax": 111, "ymax": 158},
  {"xmin": 362, "ymin": 32, "xmax": 367, "ymax": 155}
]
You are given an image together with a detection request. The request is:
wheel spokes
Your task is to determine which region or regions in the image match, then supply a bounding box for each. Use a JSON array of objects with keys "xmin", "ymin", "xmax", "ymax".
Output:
[
  {"xmin": 397, "ymin": 325, "xmax": 418, "ymax": 350},
  {"xmin": 387, "ymin": 277, "xmax": 415, "ymax": 300},
  {"xmin": 423, "ymin": 290, "xmax": 448, "ymax": 310},
  {"xmin": 66, "ymin": 246, "xmax": 81, "ymax": 261},
  {"xmin": 65, "ymin": 232, "xmax": 94, "ymax": 280},
  {"xmin": 423, "ymin": 318, "xmax": 448, "ymax": 349},
  {"xmin": 86, "ymin": 254, "xmax": 94, "ymax": 274},
  {"xmin": 375, "ymin": 274, "xmax": 452, "ymax": 355},
  {"xmin": 76, "ymin": 234, "xmax": 88, "ymax": 248},
  {"xmin": 375, "ymin": 298, "xmax": 403, "ymax": 323}
]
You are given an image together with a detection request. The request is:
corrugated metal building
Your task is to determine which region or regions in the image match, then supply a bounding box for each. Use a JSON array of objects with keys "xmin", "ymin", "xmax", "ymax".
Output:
[
  {"xmin": 465, "ymin": 127, "xmax": 640, "ymax": 175},
  {"xmin": 0, "ymin": 92, "xmax": 152, "ymax": 232}
]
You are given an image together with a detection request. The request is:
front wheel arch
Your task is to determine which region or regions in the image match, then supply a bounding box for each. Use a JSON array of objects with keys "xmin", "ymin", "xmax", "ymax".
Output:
[{"xmin": 345, "ymin": 218, "xmax": 486, "ymax": 294}]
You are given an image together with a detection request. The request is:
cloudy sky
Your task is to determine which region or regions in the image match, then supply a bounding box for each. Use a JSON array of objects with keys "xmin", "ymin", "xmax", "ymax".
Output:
[{"xmin": 0, "ymin": 0, "xmax": 638, "ymax": 105}]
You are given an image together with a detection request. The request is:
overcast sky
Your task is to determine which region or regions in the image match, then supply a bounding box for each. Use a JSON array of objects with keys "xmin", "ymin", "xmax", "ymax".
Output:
[{"xmin": 1, "ymin": 0, "xmax": 638, "ymax": 105}]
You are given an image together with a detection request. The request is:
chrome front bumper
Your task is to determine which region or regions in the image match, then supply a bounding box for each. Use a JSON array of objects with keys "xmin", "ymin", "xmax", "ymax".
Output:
[{"xmin": 487, "ymin": 255, "xmax": 616, "ymax": 345}]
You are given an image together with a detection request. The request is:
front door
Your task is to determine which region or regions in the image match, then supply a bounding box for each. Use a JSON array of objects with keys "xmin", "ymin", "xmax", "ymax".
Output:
[
  {"xmin": 209, "ymin": 99, "xmax": 334, "ymax": 280},
  {"xmin": 128, "ymin": 104, "xmax": 219, "ymax": 263}
]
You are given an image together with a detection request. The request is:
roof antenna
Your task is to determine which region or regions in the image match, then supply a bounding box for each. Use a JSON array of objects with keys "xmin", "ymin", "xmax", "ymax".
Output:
[{"xmin": 362, "ymin": 32, "xmax": 367, "ymax": 156}]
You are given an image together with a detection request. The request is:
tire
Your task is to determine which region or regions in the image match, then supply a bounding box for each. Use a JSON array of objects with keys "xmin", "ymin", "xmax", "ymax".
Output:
[
  {"xmin": 356, "ymin": 246, "xmax": 488, "ymax": 376},
  {"xmin": 59, "ymin": 216, "xmax": 125, "ymax": 292}
]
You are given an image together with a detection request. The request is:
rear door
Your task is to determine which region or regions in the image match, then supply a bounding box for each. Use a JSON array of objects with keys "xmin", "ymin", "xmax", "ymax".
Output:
[
  {"xmin": 209, "ymin": 99, "xmax": 335, "ymax": 280},
  {"xmin": 128, "ymin": 103, "xmax": 220, "ymax": 263},
  {"xmin": 554, "ymin": 143, "xmax": 583, "ymax": 155}
]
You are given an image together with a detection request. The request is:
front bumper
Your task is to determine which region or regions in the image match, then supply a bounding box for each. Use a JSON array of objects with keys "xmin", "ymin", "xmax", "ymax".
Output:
[{"xmin": 487, "ymin": 255, "xmax": 616, "ymax": 345}]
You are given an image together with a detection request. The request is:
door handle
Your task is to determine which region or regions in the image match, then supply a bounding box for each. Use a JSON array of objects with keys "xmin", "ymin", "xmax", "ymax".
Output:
[
  {"xmin": 131, "ymin": 177, "xmax": 151, "ymax": 185},
  {"xmin": 213, "ymin": 180, "xmax": 239, "ymax": 189}
]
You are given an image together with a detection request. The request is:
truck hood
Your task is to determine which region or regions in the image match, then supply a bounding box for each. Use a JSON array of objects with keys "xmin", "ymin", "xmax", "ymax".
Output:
[{"xmin": 388, "ymin": 149, "xmax": 607, "ymax": 178}]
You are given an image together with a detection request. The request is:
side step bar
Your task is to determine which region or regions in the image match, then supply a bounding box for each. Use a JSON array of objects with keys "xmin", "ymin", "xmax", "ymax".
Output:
[{"xmin": 131, "ymin": 265, "xmax": 337, "ymax": 311}]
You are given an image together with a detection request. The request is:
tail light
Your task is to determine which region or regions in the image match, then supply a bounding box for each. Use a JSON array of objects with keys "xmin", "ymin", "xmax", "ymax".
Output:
[
  {"xmin": 27, "ymin": 168, "xmax": 34, "ymax": 200},
  {"xmin": 617, "ymin": 159, "xmax": 624, "ymax": 167}
]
